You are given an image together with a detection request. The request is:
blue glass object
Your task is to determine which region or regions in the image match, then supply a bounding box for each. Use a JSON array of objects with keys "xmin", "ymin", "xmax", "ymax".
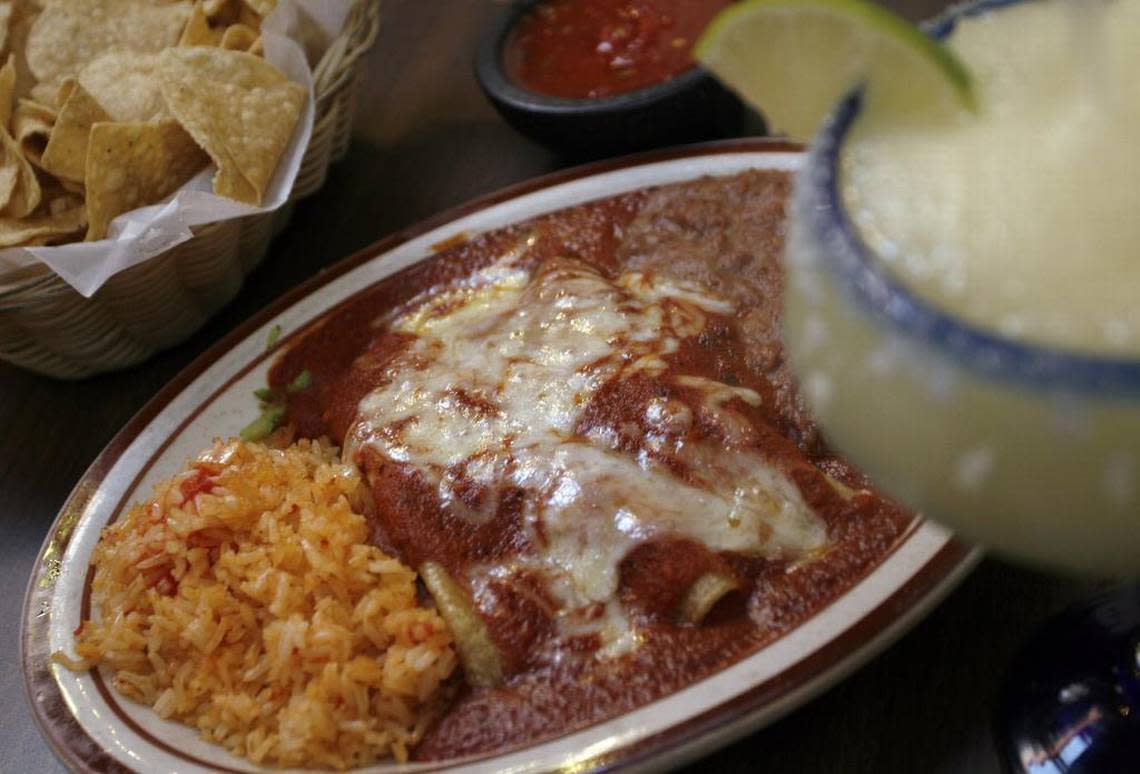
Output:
[{"xmin": 999, "ymin": 586, "xmax": 1140, "ymax": 773}]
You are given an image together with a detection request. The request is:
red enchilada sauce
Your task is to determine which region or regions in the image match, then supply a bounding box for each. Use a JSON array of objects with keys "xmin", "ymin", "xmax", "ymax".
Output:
[
  {"xmin": 270, "ymin": 171, "xmax": 913, "ymax": 759},
  {"xmin": 504, "ymin": 0, "xmax": 733, "ymax": 98}
]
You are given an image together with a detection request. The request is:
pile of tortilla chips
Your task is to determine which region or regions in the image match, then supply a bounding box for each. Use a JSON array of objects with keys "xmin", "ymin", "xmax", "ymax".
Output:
[{"xmin": 0, "ymin": 0, "xmax": 305, "ymax": 246}]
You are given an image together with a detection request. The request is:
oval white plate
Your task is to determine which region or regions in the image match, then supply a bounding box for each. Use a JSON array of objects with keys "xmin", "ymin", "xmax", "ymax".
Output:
[{"xmin": 22, "ymin": 140, "xmax": 978, "ymax": 774}]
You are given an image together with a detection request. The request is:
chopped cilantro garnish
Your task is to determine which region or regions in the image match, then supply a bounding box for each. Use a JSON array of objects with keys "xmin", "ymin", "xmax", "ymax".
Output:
[
  {"xmin": 265, "ymin": 324, "xmax": 282, "ymax": 350},
  {"xmin": 239, "ymin": 404, "xmax": 286, "ymax": 442},
  {"xmin": 287, "ymin": 369, "xmax": 312, "ymax": 394},
  {"xmin": 253, "ymin": 387, "xmax": 277, "ymax": 402}
]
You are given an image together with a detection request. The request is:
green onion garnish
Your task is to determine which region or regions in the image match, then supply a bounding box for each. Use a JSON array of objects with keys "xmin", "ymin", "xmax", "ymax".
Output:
[
  {"xmin": 286, "ymin": 369, "xmax": 312, "ymax": 394},
  {"xmin": 239, "ymin": 404, "xmax": 286, "ymax": 442},
  {"xmin": 253, "ymin": 387, "xmax": 276, "ymax": 402},
  {"xmin": 265, "ymin": 324, "xmax": 282, "ymax": 350}
]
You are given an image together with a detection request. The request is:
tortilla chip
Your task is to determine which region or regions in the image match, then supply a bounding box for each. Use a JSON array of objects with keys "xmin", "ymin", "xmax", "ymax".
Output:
[
  {"xmin": 0, "ymin": 194, "xmax": 86, "ymax": 247},
  {"xmin": 157, "ymin": 46, "xmax": 304, "ymax": 205},
  {"xmin": 203, "ymin": 0, "xmax": 236, "ymax": 24},
  {"xmin": 56, "ymin": 176, "xmax": 84, "ymax": 196},
  {"xmin": 85, "ymin": 119, "xmax": 207, "ymax": 241},
  {"xmin": 180, "ymin": 1, "xmax": 219, "ymax": 47},
  {"xmin": 56, "ymin": 78, "xmax": 78, "ymax": 106},
  {"xmin": 41, "ymin": 82, "xmax": 108, "ymax": 183},
  {"xmin": 7, "ymin": 0, "xmax": 38, "ymax": 100},
  {"xmin": 247, "ymin": 36, "xmax": 263, "ymax": 58},
  {"xmin": 0, "ymin": 136, "xmax": 19, "ymax": 209},
  {"xmin": 28, "ymin": 81, "xmax": 56, "ymax": 108},
  {"xmin": 219, "ymin": 23, "xmax": 257, "ymax": 52},
  {"xmin": 25, "ymin": 0, "xmax": 191, "ymax": 88},
  {"xmin": 78, "ymin": 51, "xmax": 166, "ymax": 122},
  {"xmin": 0, "ymin": 54, "xmax": 15, "ymax": 128},
  {"xmin": 0, "ymin": 2, "xmax": 13, "ymax": 62},
  {"xmin": 41, "ymin": 174, "xmax": 85, "ymax": 207},
  {"xmin": 237, "ymin": 2, "xmax": 262, "ymax": 30},
  {"xmin": 10, "ymin": 97, "xmax": 54, "ymax": 165},
  {"xmin": 243, "ymin": 0, "xmax": 276, "ymax": 18},
  {"xmin": 0, "ymin": 123, "xmax": 40, "ymax": 217}
]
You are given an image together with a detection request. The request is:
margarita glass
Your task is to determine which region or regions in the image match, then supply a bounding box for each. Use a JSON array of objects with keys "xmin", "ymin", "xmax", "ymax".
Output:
[
  {"xmin": 781, "ymin": 0, "xmax": 1140, "ymax": 769},
  {"xmin": 784, "ymin": 0, "xmax": 1140, "ymax": 577}
]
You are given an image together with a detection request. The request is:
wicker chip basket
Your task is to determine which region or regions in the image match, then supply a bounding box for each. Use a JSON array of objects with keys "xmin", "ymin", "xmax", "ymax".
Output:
[{"xmin": 0, "ymin": 0, "xmax": 381, "ymax": 380}]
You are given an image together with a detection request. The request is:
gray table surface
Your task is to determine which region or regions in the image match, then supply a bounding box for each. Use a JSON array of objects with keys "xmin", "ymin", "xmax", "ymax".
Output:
[{"xmin": 1, "ymin": 1, "xmax": 1095, "ymax": 772}]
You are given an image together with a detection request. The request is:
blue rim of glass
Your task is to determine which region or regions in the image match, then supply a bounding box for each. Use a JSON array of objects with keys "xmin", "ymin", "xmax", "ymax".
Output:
[{"xmin": 801, "ymin": 0, "xmax": 1140, "ymax": 398}]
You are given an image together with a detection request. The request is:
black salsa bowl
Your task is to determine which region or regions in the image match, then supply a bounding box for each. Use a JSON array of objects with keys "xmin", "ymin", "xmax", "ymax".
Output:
[{"xmin": 474, "ymin": 0, "xmax": 753, "ymax": 158}]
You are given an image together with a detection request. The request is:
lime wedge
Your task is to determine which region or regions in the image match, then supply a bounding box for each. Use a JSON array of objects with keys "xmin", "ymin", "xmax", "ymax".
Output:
[{"xmin": 695, "ymin": 0, "xmax": 975, "ymax": 142}]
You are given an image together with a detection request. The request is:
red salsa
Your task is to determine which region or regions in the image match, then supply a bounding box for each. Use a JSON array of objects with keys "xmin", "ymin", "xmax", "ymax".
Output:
[{"xmin": 504, "ymin": 0, "xmax": 733, "ymax": 99}]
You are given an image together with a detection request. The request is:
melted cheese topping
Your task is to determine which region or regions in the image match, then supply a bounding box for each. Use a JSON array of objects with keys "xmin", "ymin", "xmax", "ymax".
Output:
[{"xmin": 348, "ymin": 255, "xmax": 829, "ymax": 652}]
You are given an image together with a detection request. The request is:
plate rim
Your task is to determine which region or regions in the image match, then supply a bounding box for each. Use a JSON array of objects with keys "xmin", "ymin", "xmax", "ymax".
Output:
[{"xmin": 21, "ymin": 137, "xmax": 976, "ymax": 774}]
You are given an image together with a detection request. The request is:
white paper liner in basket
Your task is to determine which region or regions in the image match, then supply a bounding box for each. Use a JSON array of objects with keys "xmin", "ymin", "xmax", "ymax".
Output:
[{"xmin": 0, "ymin": 0, "xmax": 353, "ymax": 298}]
